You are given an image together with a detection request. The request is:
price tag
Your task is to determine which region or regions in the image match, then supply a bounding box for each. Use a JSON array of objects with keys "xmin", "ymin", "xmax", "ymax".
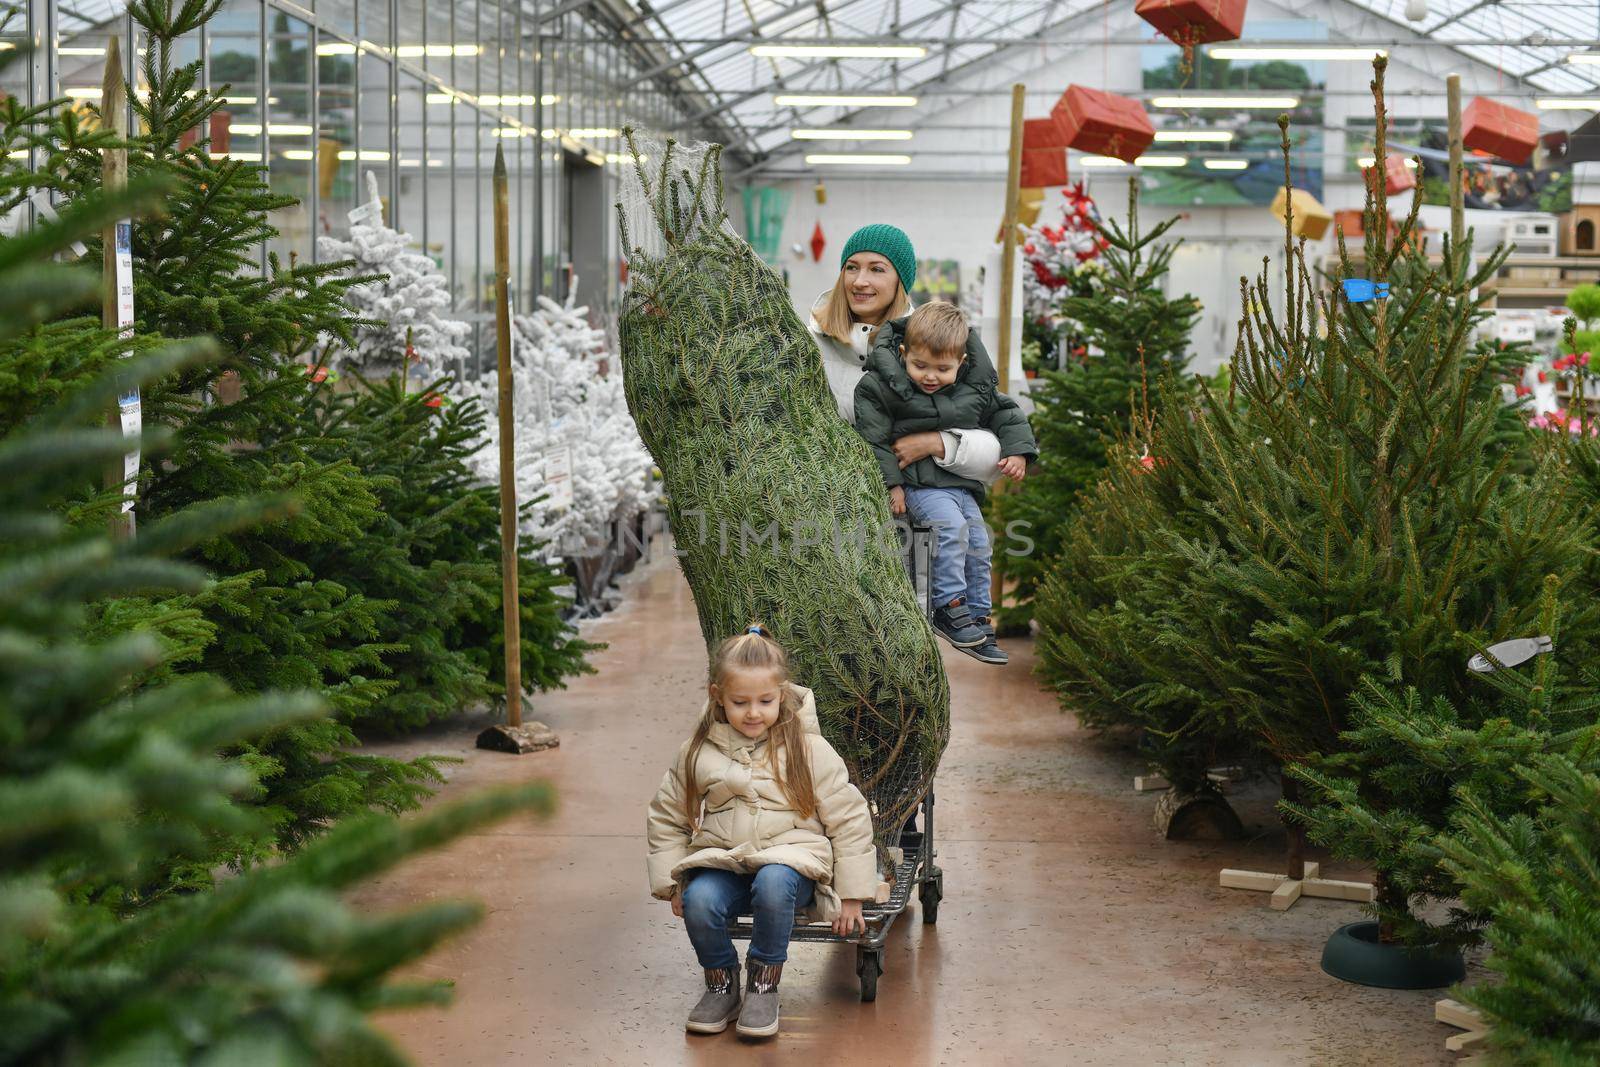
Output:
[
  {"xmin": 347, "ymin": 198, "xmax": 382, "ymax": 225},
  {"xmin": 541, "ymin": 445, "xmax": 573, "ymax": 510}
]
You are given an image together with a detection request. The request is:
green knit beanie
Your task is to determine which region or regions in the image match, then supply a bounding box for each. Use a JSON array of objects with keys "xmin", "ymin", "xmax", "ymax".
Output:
[{"xmin": 840, "ymin": 223, "xmax": 917, "ymax": 294}]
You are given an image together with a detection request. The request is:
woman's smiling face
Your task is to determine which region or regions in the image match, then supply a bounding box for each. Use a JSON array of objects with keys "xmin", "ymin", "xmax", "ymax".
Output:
[{"xmin": 842, "ymin": 252, "xmax": 898, "ymax": 324}]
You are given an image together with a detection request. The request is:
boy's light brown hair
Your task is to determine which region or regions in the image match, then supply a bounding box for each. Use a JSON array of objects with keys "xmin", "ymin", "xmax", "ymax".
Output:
[{"xmin": 902, "ymin": 301, "xmax": 969, "ymax": 358}]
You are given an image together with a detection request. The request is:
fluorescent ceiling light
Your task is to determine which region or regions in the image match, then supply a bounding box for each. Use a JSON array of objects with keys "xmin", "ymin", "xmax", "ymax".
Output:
[
  {"xmin": 1357, "ymin": 155, "xmax": 1418, "ymax": 168},
  {"xmin": 1081, "ymin": 154, "xmax": 1187, "ymax": 167},
  {"xmin": 492, "ymin": 126, "xmax": 530, "ymax": 137},
  {"xmin": 1206, "ymin": 46, "xmax": 1385, "ymax": 61},
  {"xmin": 1151, "ymin": 95, "xmax": 1299, "ymax": 108},
  {"xmin": 1153, "ymin": 129, "xmax": 1234, "ymax": 142},
  {"xmin": 59, "ymin": 45, "xmax": 107, "ymax": 55},
  {"xmin": 280, "ymin": 148, "xmax": 388, "ymax": 160},
  {"xmin": 8, "ymin": 148, "xmax": 29, "ymax": 158},
  {"xmin": 569, "ymin": 127, "xmax": 619, "ymax": 139},
  {"xmin": 1203, "ymin": 158, "xmax": 1249, "ymax": 170},
  {"xmin": 751, "ymin": 44, "xmax": 926, "ymax": 59},
  {"xmin": 316, "ymin": 42, "xmax": 357, "ymax": 55},
  {"xmin": 791, "ymin": 128, "xmax": 912, "ymax": 140},
  {"xmin": 211, "ymin": 151, "xmax": 262, "ymax": 161},
  {"xmin": 804, "ymin": 153, "xmax": 912, "ymax": 165},
  {"xmin": 1566, "ymin": 52, "xmax": 1600, "ymax": 66},
  {"xmin": 222, "ymin": 95, "xmax": 257, "ymax": 105},
  {"xmin": 62, "ymin": 86, "xmax": 102, "ymax": 98},
  {"xmin": 398, "ymin": 157, "xmax": 446, "ymax": 167},
  {"xmin": 1536, "ymin": 97, "xmax": 1600, "ymax": 110},
  {"xmin": 279, "ymin": 149, "xmax": 314, "ymax": 160},
  {"xmin": 395, "ymin": 44, "xmax": 480, "ymax": 57},
  {"xmin": 229, "ymin": 123, "xmax": 313, "ymax": 136},
  {"xmin": 776, "ymin": 93, "xmax": 917, "ymax": 107}
]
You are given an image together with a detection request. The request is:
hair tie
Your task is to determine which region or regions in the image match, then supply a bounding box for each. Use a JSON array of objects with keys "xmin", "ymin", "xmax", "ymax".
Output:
[{"xmin": 747, "ymin": 625, "xmax": 765, "ymax": 636}]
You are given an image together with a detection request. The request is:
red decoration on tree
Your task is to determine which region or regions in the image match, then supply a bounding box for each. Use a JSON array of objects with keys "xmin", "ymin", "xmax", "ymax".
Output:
[
  {"xmin": 1462, "ymin": 97, "xmax": 1540, "ymax": 165},
  {"xmin": 1365, "ymin": 154, "xmax": 1416, "ymax": 196},
  {"xmin": 1052, "ymin": 86, "xmax": 1155, "ymax": 164},
  {"xmin": 304, "ymin": 364, "xmax": 329, "ymax": 383},
  {"xmin": 1135, "ymin": 0, "xmax": 1247, "ymax": 79},
  {"xmin": 810, "ymin": 222, "xmax": 826, "ymax": 262},
  {"xmin": 423, "ymin": 391, "xmax": 444, "ymax": 408},
  {"xmin": 1020, "ymin": 148, "xmax": 1069, "ymax": 188}
]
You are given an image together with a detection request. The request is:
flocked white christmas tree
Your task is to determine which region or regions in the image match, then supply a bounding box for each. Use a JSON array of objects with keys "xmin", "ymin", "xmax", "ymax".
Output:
[
  {"xmin": 465, "ymin": 288, "xmax": 658, "ymax": 564},
  {"xmin": 317, "ymin": 171, "xmax": 472, "ymax": 381}
]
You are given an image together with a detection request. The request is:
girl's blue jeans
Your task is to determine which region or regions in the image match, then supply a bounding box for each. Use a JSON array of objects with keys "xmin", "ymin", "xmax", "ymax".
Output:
[
  {"xmin": 904, "ymin": 485, "xmax": 992, "ymax": 617},
  {"xmin": 681, "ymin": 865, "xmax": 815, "ymax": 969}
]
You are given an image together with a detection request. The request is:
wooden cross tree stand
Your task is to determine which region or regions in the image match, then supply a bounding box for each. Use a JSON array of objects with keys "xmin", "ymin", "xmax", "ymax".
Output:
[
  {"xmin": 1219, "ymin": 790, "xmax": 1373, "ymax": 911},
  {"xmin": 1436, "ymin": 998, "xmax": 1490, "ymax": 1062}
]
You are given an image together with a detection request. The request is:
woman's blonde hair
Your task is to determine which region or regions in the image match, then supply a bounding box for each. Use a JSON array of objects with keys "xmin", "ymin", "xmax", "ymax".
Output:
[
  {"xmin": 682, "ymin": 624, "xmax": 817, "ymax": 826},
  {"xmin": 817, "ymin": 261, "xmax": 912, "ymax": 345}
]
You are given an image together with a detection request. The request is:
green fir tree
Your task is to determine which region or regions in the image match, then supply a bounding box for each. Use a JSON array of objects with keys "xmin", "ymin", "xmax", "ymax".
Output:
[
  {"xmin": 999, "ymin": 178, "xmax": 1198, "ymax": 631},
  {"xmin": 0, "ymin": 123, "xmax": 555, "ymax": 1063}
]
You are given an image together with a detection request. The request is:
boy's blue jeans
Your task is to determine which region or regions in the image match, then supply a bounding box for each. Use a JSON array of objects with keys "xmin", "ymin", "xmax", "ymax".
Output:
[
  {"xmin": 681, "ymin": 865, "xmax": 815, "ymax": 969},
  {"xmin": 904, "ymin": 485, "xmax": 992, "ymax": 618}
]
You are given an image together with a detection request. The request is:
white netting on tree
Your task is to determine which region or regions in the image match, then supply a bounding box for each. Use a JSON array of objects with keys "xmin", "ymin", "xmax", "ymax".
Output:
[
  {"xmin": 464, "ymin": 291, "xmax": 657, "ymax": 562},
  {"xmin": 318, "ymin": 171, "xmax": 472, "ymax": 381}
]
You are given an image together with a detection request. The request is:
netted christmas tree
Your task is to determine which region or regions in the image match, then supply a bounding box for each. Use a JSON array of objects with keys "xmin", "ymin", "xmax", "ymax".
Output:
[
  {"xmin": 999, "ymin": 178, "xmax": 1199, "ymax": 631},
  {"xmin": 616, "ymin": 134, "xmax": 949, "ymax": 844},
  {"xmin": 0, "ymin": 132, "xmax": 554, "ymax": 1064},
  {"xmin": 465, "ymin": 291, "xmax": 657, "ymax": 587},
  {"xmin": 1438, "ymin": 753, "xmax": 1600, "ymax": 1064},
  {"xmin": 316, "ymin": 170, "xmax": 471, "ymax": 382}
]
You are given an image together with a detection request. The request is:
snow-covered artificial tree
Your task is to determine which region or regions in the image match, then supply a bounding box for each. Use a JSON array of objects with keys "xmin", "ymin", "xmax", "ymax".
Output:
[
  {"xmin": 466, "ymin": 291, "xmax": 657, "ymax": 576},
  {"xmin": 1021, "ymin": 182, "xmax": 1109, "ymax": 338},
  {"xmin": 316, "ymin": 172, "xmax": 471, "ymax": 382}
]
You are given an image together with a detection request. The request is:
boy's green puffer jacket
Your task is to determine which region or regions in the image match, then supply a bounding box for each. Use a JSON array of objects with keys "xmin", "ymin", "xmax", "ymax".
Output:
[{"xmin": 851, "ymin": 316, "xmax": 1039, "ymax": 504}]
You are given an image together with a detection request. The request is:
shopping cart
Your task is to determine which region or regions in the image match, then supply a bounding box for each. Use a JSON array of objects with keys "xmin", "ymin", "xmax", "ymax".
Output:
[{"xmin": 724, "ymin": 521, "xmax": 943, "ymax": 1002}]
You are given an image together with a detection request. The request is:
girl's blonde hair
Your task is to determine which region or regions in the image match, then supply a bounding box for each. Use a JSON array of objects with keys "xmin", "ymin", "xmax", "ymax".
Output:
[
  {"xmin": 682, "ymin": 624, "xmax": 818, "ymax": 826},
  {"xmin": 817, "ymin": 261, "xmax": 912, "ymax": 346}
]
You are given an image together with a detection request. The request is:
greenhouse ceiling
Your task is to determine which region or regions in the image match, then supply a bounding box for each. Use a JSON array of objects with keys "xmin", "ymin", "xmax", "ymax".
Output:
[{"xmin": 601, "ymin": 0, "xmax": 1600, "ymax": 162}]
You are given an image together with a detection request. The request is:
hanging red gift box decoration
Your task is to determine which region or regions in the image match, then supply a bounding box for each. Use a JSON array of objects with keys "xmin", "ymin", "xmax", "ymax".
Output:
[
  {"xmin": 1135, "ymin": 0, "xmax": 1247, "ymax": 47},
  {"xmin": 1462, "ymin": 97, "xmax": 1539, "ymax": 166},
  {"xmin": 1365, "ymin": 153, "xmax": 1416, "ymax": 196},
  {"xmin": 1022, "ymin": 115, "xmax": 1072, "ymax": 150},
  {"xmin": 1135, "ymin": 0, "xmax": 1246, "ymax": 77},
  {"xmin": 1019, "ymin": 148, "xmax": 1069, "ymax": 188},
  {"xmin": 1052, "ymin": 85, "xmax": 1155, "ymax": 164},
  {"xmin": 179, "ymin": 110, "xmax": 232, "ymax": 154}
]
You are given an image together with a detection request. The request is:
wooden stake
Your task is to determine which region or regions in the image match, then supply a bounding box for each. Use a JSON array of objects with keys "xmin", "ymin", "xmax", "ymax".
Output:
[
  {"xmin": 102, "ymin": 37, "xmax": 134, "ymax": 540},
  {"xmin": 1446, "ymin": 74, "xmax": 1465, "ymax": 250},
  {"xmin": 991, "ymin": 82, "xmax": 1026, "ymax": 613},
  {"xmin": 493, "ymin": 143, "xmax": 522, "ymax": 729}
]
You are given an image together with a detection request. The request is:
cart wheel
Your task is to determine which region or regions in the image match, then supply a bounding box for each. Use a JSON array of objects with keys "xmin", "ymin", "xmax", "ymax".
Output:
[
  {"xmin": 856, "ymin": 946, "xmax": 882, "ymax": 1002},
  {"xmin": 920, "ymin": 870, "xmax": 943, "ymax": 925}
]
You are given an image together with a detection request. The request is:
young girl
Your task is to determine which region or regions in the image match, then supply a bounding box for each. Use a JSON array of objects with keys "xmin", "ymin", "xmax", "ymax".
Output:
[{"xmin": 647, "ymin": 624, "xmax": 877, "ymax": 1038}]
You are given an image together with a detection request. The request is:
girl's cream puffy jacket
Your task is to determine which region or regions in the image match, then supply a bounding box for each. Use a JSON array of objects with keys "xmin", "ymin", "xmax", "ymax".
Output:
[{"xmin": 646, "ymin": 683, "xmax": 878, "ymax": 921}]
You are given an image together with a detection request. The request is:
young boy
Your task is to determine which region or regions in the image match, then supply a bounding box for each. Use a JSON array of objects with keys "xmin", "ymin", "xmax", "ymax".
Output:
[{"xmin": 852, "ymin": 301, "xmax": 1038, "ymax": 665}]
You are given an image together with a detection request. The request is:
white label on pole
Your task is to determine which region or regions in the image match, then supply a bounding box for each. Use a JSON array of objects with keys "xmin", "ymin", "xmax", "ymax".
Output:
[
  {"xmin": 115, "ymin": 220, "xmax": 139, "ymax": 514},
  {"xmin": 541, "ymin": 446, "xmax": 573, "ymax": 510}
]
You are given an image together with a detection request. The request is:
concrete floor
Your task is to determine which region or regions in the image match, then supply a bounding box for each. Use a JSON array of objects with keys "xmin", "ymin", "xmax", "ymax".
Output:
[{"xmin": 352, "ymin": 550, "xmax": 1467, "ymax": 1066}]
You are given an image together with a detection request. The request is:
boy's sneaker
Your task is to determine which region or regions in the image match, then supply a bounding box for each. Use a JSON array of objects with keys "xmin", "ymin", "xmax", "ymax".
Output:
[
  {"xmin": 931, "ymin": 597, "xmax": 987, "ymax": 648},
  {"xmin": 960, "ymin": 615, "xmax": 1009, "ymax": 665}
]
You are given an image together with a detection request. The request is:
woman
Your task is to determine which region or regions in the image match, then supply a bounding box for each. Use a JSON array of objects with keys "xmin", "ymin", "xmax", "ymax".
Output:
[{"xmin": 807, "ymin": 224, "xmax": 1001, "ymax": 479}]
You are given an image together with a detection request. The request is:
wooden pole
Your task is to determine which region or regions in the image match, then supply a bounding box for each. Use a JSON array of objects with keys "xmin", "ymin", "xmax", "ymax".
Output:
[
  {"xmin": 1446, "ymin": 73, "xmax": 1465, "ymax": 250},
  {"xmin": 102, "ymin": 37, "xmax": 134, "ymax": 540},
  {"xmin": 493, "ymin": 143, "xmax": 522, "ymax": 729},
  {"xmin": 997, "ymin": 83, "xmax": 1025, "ymax": 394},
  {"xmin": 991, "ymin": 82, "xmax": 1026, "ymax": 615}
]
